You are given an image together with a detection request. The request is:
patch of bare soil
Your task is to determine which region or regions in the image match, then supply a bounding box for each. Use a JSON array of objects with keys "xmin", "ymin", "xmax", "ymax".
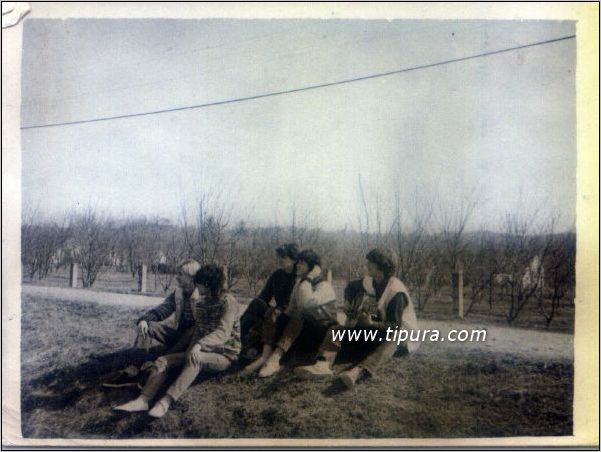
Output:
[{"xmin": 20, "ymin": 291, "xmax": 573, "ymax": 439}]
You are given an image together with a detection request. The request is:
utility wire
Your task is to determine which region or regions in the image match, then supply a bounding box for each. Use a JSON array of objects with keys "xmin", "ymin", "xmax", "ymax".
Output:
[{"xmin": 21, "ymin": 34, "xmax": 575, "ymax": 130}]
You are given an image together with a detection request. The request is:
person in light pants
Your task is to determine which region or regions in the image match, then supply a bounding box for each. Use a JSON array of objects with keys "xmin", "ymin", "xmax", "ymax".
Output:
[{"xmin": 114, "ymin": 264, "xmax": 240, "ymax": 418}]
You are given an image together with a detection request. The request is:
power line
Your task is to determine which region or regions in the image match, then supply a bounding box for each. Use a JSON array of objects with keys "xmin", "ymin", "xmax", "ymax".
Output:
[{"xmin": 21, "ymin": 34, "xmax": 575, "ymax": 131}]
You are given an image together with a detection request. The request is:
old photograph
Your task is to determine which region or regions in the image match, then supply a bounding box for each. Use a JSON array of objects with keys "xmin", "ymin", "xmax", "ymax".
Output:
[{"xmin": 2, "ymin": 2, "xmax": 599, "ymax": 448}]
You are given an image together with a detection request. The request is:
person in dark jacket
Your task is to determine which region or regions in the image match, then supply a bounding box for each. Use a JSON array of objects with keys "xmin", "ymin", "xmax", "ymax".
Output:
[
  {"xmin": 134, "ymin": 259, "xmax": 202, "ymax": 351},
  {"xmin": 294, "ymin": 248, "xmax": 419, "ymax": 387},
  {"xmin": 114, "ymin": 264, "xmax": 240, "ymax": 418},
  {"xmin": 242, "ymin": 249, "xmax": 337, "ymax": 377},
  {"xmin": 239, "ymin": 243, "xmax": 299, "ymax": 359}
]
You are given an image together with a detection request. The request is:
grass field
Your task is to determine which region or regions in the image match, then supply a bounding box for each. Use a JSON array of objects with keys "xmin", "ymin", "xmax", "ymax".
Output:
[{"xmin": 20, "ymin": 288, "xmax": 573, "ymax": 439}]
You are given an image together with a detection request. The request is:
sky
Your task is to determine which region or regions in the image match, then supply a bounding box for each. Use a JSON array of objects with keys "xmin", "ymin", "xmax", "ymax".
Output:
[{"xmin": 20, "ymin": 19, "xmax": 576, "ymax": 232}]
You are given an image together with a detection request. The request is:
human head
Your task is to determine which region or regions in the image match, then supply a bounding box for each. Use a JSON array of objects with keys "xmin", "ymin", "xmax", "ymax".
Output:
[
  {"xmin": 365, "ymin": 248, "xmax": 396, "ymax": 280},
  {"xmin": 296, "ymin": 249, "xmax": 321, "ymax": 276},
  {"xmin": 275, "ymin": 243, "xmax": 299, "ymax": 273},
  {"xmin": 176, "ymin": 259, "xmax": 201, "ymax": 293},
  {"xmin": 194, "ymin": 264, "xmax": 226, "ymax": 298}
]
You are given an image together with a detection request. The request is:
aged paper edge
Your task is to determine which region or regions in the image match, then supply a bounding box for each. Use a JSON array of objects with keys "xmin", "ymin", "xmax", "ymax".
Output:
[{"xmin": 2, "ymin": 2, "xmax": 598, "ymax": 448}]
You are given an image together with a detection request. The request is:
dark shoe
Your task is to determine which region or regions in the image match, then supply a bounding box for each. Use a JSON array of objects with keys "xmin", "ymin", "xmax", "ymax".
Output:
[{"xmin": 102, "ymin": 365, "xmax": 140, "ymax": 388}]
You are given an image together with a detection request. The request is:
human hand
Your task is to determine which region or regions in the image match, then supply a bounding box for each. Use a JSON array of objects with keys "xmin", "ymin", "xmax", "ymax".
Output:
[
  {"xmin": 187, "ymin": 344, "xmax": 203, "ymax": 366},
  {"xmin": 137, "ymin": 320, "xmax": 149, "ymax": 338},
  {"xmin": 357, "ymin": 312, "xmax": 373, "ymax": 327}
]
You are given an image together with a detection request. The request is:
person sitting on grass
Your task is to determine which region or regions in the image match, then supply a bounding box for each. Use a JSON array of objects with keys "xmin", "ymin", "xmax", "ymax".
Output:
[
  {"xmin": 103, "ymin": 259, "xmax": 203, "ymax": 388},
  {"xmin": 113, "ymin": 264, "xmax": 241, "ymax": 418},
  {"xmin": 239, "ymin": 243, "xmax": 299, "ymax": 360},
  {"xmin": 294, "ymin": 248, "xmax": 420, "ymax": 388},
  {"xmin": 134, "ymin": 258, "xmax": 202, "ymax": 351},
  {"xmin": 242, "ymin": 249, "xmax": 337, "ymax": 378}
]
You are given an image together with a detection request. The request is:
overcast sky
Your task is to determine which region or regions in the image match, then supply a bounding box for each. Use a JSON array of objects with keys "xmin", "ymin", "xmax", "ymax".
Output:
[{"xmin": 21, "ymin": 19, "xmax": 576, "ymax": 231}]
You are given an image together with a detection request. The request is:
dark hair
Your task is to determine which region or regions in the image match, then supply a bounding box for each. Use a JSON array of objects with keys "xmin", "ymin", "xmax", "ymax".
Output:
[
  {"xmin": 366, "ymin": 248, "xmax": 396, "ymax": 278},
  {"xmin": 275, "ymin": 243, "xmax": 299, "ymax": 261},
  {"xmin": 297, "ymin": 248, "xmax": 321, "ymax": 271},
  {"xmin": 194, "ymin": 264, "xmax": 226, "ymax": 298}
]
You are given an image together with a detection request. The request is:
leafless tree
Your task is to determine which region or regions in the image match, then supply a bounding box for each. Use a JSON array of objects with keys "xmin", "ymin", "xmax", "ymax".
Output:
[
  {"xmin": 236, "ymin": 224, "xmax": 278, "ymax": 296},
  {"xmin": 389, "ymin": 187, "xmax": 442, "ymax": 311},
  {"xmin": 70, "ymin": 208, "xmax": 116, "ymax": 288},
  {"xmin": 21, "ymin": 207, "xmax": 71, "ymax": 280},
  {"xmin": 537, "ymin": 229, "xmax": 575, "ymax": 328},
  {"xmin": 463, "ymin": 230, "xmax": 502, "ymax": 316},
  {"xmin": 180, "ymin": 191, "xmax": 245, "ymax": 288},
  {"xmin": 499, "ymin": 210, "xmax": 555, "ymax": 324},
  {"xmin": 437, "ymin": 192, "xmax": 478, "ymax": 275}
]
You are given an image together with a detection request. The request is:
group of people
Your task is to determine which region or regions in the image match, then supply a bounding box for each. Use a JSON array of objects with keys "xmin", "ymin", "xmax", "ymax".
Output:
[{"xmin": 111, "ymin": 245, "xmax": 419, "ymax": 418}]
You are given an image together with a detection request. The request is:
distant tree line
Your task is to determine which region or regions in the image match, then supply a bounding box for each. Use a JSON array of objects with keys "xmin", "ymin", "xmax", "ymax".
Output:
[{"xmin": 21, "ymin": 193, "xmax": 575, "ymax": 328}]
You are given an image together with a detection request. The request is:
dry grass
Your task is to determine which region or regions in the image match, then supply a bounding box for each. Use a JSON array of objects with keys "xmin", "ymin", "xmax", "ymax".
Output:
[{"xmin": 20, "ymin": 292, "xmax": 572, "ymax": 439}]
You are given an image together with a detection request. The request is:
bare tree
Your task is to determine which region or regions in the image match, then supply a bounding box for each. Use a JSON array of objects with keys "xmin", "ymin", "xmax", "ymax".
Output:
[
  {"xmin": 499, "ymin": 210, "xmax": 555, "ymax": 324},
  {"xmin": 70, "ymin": 208, "xmax": 116, "ymax": 288},
  {"xmin": 389, "ymin": 187, "xmax": 442, "ymax": 311},
  {"xmin": 21, "ymin": 207, "xmax": 71, "ymax": 280},
  {"xmin": 537, "ymin": 229, "xmax": 575, "ymax": 328},
  {"xmin": 463, "ymin": 230, "xmax": 502, "ymax": 316},
  {"xmin": 180, "ymin": 191, "xmax": 245, "ymax": 288},
  {"xmin": 236, "ymin": 224, "xmax": 278, "ymax": 296},
  {"xmin": 437, "ymin": 193, "xmax": 478, "ymax": 275}
]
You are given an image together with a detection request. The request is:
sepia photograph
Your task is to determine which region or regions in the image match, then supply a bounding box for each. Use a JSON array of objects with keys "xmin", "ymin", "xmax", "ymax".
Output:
[{"xmin": 2, "ymin": 2, "xmax": 599, "ymax": 448}]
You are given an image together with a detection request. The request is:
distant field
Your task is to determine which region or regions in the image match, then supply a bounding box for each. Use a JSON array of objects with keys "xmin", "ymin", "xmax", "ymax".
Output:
[
  {"xmin": 24, "ymin": 268, "xmax": 575, "ymax": 333},
  {"xmin": 20, "ymin": 290, "xmax": 573, "ymax": 439}
]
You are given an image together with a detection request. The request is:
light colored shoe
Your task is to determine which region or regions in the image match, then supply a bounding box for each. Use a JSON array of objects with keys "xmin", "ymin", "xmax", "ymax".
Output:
[
  {"xmin": 240, "ymin": 357, "xmax": 267, "ymax": 376},
  {"xmin": 113, "ymin": 397, "xmax": 149, "ymax": 412},
  {"xmin": 258, "ymin": 352, "xmax": 282, "ymax": 378},
  {"xmin": 148, "ymin": 397, "xmax": 171, "ymax": 418},
  {"xmin": 338, "ymin": 366, "xmax": 364, "ymax": 388},
  {"xmin": 294, "ymin": 360, "xmax": 334, "ymax": 379}
]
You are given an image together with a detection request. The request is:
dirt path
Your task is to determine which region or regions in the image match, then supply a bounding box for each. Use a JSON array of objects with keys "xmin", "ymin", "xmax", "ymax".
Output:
[{"xmin": 22, "ymin": 284, "xmax": 573, "ymax": 362}]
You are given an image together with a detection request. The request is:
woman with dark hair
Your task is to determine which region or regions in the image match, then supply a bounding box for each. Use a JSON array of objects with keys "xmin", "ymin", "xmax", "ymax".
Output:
[
  {"xmin": 294, "ymin": 248, "xmax": 419, "ymax": 387},
  {"xmin": 239, "ymin": 243, "xmax": 299, "ymax": 359},
  {"xmin": 114, "ymin": 264, "xmax": 240, "ymax": 418},
  {"xmin": 246, "ymin": 248, "xmax": 338, "ymax": 378}
]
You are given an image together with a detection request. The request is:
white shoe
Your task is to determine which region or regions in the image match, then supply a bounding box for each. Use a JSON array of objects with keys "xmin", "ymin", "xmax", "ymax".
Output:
[
  {"xmin": 294, "ymin": 360, "xmax": 334, "ymax": 379},
  {"xmin": 148, "ymin": 397, "xmax": 171, "ymax": 418},
  {"xmin": 258, "ymin": 353, "xmax": 281, "ymax": 378},
  {"xmin": 339, "ymin": 366, "xmax": 365, "ymax": 388},
  {"xmin": 240, "ymin": 357, "xmax": 266, "ymax": 376},
  {"xmin": 113, "ymin": 397, "xmax": 149, "ymax": 412}
]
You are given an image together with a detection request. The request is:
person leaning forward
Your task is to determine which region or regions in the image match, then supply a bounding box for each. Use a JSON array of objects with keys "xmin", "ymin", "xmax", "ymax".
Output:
[
  {"xmin": 134, "ymin": 259, "xmax": 202, "ymax": 351},
  {"xmin": 294, "ymin": 248, "xmax": 420, "ymax": 388},
  {"xmin": 246, "ymin": 249, "xmax": 337, "ymax": 378},
  {"xmin": 239, "ymin": 243, "xmax": 299, "ymax": 359}
]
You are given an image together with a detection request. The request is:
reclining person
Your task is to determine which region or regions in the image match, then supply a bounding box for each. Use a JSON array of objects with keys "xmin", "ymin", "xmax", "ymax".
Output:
[
  {"xmin": 240, "ymin": 243, "xmax": 299, "ymax": 360},
  {"xmin": 114, "ymin": 264, "xmax": 240, "ymax": 418},
  {"xmin": 294, "ymin": 248, "xmax": 420, "ymax": 388},
  {"xmin": 246, "ymin": 249, "xmax": 337, "ymax": 378}
]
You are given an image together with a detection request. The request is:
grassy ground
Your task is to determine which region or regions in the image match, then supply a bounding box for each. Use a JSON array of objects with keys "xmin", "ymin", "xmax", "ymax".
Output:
[{"xmin": 21, "ymin": 293, "xmax": 573, "ymax": 439}]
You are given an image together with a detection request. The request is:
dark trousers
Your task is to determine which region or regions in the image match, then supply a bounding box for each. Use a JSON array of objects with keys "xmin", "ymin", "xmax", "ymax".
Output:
[
  {"xmin": 264, "ymin": 309, "xmax": 335, "ymax": 362},
  {"xmin": 318, "ymin": 325, "xmax": 402, "ymax": 376},
  {"xmin": 240, "ymin": 298, "xmax": 269, "ymax": 351},
  {"xmin": 134, "ymin": 321, "xmax": 193, "ymax": 351}
]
